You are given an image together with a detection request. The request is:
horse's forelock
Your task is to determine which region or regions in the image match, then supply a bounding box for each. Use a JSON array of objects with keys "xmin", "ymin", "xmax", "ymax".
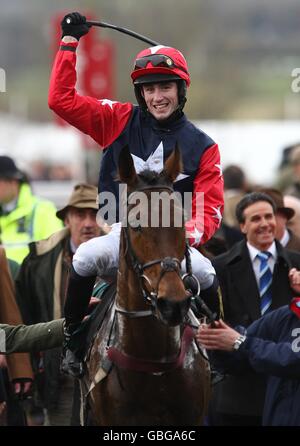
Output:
[{"xmin": 138, "ymin": 169, "xmax": 172, "ymax": 187}]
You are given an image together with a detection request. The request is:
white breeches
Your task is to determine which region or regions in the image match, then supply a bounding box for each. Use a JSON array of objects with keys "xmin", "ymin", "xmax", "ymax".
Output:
[{"xmin": 73, "ymin": 222, "xmax": 215, "ymax": 289}]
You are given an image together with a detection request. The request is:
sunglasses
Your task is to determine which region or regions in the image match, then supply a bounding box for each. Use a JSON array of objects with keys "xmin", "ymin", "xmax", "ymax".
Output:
[{"xmin": 134, "ymin": 54, "xmax": 187, "ymax": 73}]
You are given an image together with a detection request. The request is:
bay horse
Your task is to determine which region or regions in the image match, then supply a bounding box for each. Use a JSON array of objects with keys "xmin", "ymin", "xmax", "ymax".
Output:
[{"xmin": 81, "ymin": 145, "xmax": 211, "ymax": 426}]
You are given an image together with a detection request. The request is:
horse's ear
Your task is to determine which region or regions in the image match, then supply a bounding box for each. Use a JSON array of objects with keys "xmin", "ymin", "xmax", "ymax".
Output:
[
  {"xmin": 118, "ymin": 145, "xmax": 138, "ymax": 187},
  {"xmin": 163, "ymin": 143, "xmax": 183, "ymax": 183}
]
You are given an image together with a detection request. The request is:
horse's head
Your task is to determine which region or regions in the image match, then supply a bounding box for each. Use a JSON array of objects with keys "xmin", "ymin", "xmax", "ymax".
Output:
[{"xmin": 118, "ymin": 144, "xmax": 191, "ymax": 326}]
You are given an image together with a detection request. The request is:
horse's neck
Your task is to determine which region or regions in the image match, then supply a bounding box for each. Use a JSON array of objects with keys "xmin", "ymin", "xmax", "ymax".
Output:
[{"xmin": 116, "ymin": 266, "xmax": 181, "ymax": 360}]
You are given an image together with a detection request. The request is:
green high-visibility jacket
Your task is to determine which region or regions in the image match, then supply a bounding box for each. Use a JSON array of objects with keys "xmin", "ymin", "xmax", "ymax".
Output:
[{"xmin": 0, "ymin": 183, "xmax": 63, "ymax": 263}]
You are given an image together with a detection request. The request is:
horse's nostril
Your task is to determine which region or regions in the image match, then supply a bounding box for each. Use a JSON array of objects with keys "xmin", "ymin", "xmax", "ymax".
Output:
[{"xmin": 157, "ymin": 296, "xmax": 191, "ymax": 326}]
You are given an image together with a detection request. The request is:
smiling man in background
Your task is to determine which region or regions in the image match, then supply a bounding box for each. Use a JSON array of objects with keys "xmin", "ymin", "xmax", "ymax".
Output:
[{"xmin": 209, "ymin": 192, "xmax": 300, "ymax": 425}]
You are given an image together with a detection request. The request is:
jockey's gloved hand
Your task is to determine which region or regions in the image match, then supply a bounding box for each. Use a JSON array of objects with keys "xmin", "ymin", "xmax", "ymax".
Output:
[{"xmin": 61, "ymin": 12, "xmax": 91, "ymax": 40}]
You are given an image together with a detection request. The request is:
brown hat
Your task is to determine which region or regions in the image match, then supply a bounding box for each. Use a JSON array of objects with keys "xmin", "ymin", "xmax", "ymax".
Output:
[
  {"xmin": 56, "ymin": 183, "xmax": 98, "ymax": 220},
  {"xmin": 259, "ymin": 187, "xmax": 295, "ymax": 220}
]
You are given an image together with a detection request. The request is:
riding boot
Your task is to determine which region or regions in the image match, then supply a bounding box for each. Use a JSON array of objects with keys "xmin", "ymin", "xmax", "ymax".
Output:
[
  {"xmin": 61, "ymin": 267, "xmax": 96, "ymax": 378},
  {"xmin": 64, "ymin": 266, "xmax": 97, "ymax": 326},
  {"xmin": 61, "ymin": 321, "xmax": 84, "ymax": 378}
]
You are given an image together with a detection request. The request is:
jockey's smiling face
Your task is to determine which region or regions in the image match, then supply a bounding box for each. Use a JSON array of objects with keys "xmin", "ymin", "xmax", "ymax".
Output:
[
  {"xmin": 141, "ymin": 81, "xmax": 179, "ymax": 121},
  {"xmin": 64, "ymin": 207, "xmax": 100, "ymax": 249}
]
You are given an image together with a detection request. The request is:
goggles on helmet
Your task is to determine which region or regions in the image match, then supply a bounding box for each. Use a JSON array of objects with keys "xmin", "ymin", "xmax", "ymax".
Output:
[{"xmin": 134, "ymin": 54, "xmax": 188, "ymax": 74}]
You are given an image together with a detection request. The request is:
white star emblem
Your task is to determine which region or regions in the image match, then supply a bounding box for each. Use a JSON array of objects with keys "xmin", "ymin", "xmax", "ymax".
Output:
[
  {"xmin": 131, "ymin": 141, "xmax": 163, "ymax": 173},
  {"xmin": 212, "ymin": 205, "xmax": 223, "ymax": 225},
  {"xmin": 148, "ymin": 46, "xmax": 185, "ymax": 60},
  {"xmin": 176, "ymin": 172, "xmax": 190, "ymax": 183},
  {"xmin": 215, "ymin": 164, "xmax": 223, "ymax": 177},
  {"xmin": 99, "ymin": 99, "xmax": 118, "ymax": 109},
  {"xmin": 131, "ymin": 141, "xmax": 190, "ymax": 182},
  {"xmin": 187, "ymin": 226, "xmax": 204, "ymax": 246},
  {"xmin": 149, "ymin": 45, "xmax": 171, "ymax": 54}
]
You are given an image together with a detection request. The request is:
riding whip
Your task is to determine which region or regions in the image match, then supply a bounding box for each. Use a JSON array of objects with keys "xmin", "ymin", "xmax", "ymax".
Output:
[{"xmin": 65, "ymin": 16, "xmax": 161, "ymax": 46}]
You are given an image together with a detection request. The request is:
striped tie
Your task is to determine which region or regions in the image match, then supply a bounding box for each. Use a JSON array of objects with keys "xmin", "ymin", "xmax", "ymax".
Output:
[{"xmin": 257, "ymin": 251, "xmax": 273, "ymax": 315}]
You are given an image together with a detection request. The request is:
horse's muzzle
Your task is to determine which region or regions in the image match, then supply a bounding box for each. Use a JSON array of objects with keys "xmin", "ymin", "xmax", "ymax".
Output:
[{"xmin": 156, "ymin": 295, "xmax": 191, "ymax": 326}]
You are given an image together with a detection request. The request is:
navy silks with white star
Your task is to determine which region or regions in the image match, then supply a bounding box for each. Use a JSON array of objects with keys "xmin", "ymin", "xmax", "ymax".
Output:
[{"xmin": 98, "ymin": 107, "xmax": 214, "ymax": 221}]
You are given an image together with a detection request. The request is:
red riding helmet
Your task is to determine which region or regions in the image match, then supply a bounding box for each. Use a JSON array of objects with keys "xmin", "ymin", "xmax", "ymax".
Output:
[
  {"xmin": 131, "ymin": 45, "xmax": 190, "ymax": 113},
  {"xmin": 131, "ymin": 45, "xmax": 190, "ymax": 87}
]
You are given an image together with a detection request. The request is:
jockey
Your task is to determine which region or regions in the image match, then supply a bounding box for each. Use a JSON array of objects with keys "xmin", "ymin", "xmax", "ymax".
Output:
[{"xmin": 48, "ymin": 12, "xmax": 224, "ymax": 374}]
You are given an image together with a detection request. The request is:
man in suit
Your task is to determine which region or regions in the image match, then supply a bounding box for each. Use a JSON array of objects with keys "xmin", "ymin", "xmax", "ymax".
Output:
[
  {"xmin": 259, "ymin": 188, "xmax": 300, "ymax": 252},
  {"xmin": 285, "ymin": 195, "xmax": 300, "ymax": 240},
  {"xmin": 210, "ymin": 192, "xmax": 300, "ymax": 425}
]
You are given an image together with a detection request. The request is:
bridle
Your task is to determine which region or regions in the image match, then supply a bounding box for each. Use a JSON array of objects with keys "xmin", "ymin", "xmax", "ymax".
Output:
[
  {"xmin": 116, "ymin": 184, "xmax": 200, "ymax": 319},
  {"xmin": 109, "ymin": 184, "xmax": 209, "ymax": 373}
]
